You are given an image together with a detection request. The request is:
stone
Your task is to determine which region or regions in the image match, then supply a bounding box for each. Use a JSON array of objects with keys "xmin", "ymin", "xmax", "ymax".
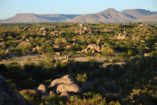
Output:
[
  {"xmin": 37, "ymin": 84, "xmax": 46, "ymax": 94},
  {"xmin": 54, "ymin": 52, "xmax": 61, "ymax": 56},
  {"xmin": 18, "ymin": 39, "xmax": 31, "ymax": 47},
  {"xmin": 39, "ymin": 27, "xmax": 46, "ymax": 31},
  {"xmin": 56, "ymin": 84, "xmax": 80, "ymax": 95},
  {"xmin": 60, "ymin": 91, "xmax": 69, "ymax": 97},
  {"xmin": 144, "ymin": 53, "xmax": 150, "ymax": 57},
  {"xmin": 49, "ymin": 75, "xmax": 74, "ymax": 87},
  {"xmin": 43, "ymin": 30, "xmax": 47, "ymax": 36},
  {"xmin": 114, "ymin": 33, "xmax": 127, "ymax": 40},
  {"xmin": 49, "ymin": 91, "xmax": 54, "ymax": 96}
]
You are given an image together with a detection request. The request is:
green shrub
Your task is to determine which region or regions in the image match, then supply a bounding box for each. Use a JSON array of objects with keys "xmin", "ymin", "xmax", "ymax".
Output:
[{"xmin": 76, "ymin": 73, "xmax": 88, "ymax": 83}]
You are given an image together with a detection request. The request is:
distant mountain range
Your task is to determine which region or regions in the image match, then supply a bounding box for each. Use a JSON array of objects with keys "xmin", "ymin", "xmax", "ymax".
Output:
[{"xmin": 0, "ymin": 8, "xmax": 157, "ymax": 23}]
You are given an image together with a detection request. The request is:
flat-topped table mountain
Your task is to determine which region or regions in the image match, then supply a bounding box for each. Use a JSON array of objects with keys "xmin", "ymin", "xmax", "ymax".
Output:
[{"xmin": 0, "ymin": 8, "xmax": 157, "ymax": 23}]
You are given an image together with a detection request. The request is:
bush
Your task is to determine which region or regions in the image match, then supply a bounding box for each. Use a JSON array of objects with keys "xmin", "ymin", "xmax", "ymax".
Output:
[
  {"xmin": 66, "ymin": 94, "xmax": 107, "ymax": 105},
  {"xmin": 102, "ymin": 46, "xmax": 115, "ymax": 56},
  {"xmin": 76, "ymin": 73, "xmax": 88, "ymax": 83},
  {"xmin": 41, "ymin": 95, "xmax": 65, "ymax": 105}
]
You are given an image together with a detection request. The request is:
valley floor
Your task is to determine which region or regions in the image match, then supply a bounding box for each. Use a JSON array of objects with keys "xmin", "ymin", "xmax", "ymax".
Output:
[{"xmin": 0, "ymin": 54, "xmax": 125, "ymax": 67}]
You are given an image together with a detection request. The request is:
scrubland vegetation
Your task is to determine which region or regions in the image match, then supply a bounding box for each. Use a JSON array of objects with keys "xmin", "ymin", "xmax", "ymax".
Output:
[{"xmin": 0, "ymin": 22, "xmax": 157, "ymax": 105}]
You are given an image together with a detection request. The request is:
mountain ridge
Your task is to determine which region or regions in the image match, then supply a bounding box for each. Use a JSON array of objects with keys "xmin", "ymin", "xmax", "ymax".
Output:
[{"xmin": 0, "ymin": 8, "xmax": 157, "ymax": 23}]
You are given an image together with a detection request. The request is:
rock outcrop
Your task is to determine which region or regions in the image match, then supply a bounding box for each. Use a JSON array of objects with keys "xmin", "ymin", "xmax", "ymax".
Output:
[
  {"xmin": 18, "ymin": 39, "xmax": 31, "ymax": 47},
  {"xmin": 84, "ymin": 44, "xmax": 105, "ymax": 53},
  {"xmin": 37, "ymin": 84, "xmax": 46, "ymax": 94},
  {"xmin": 56, "ymin": 84, "xmax": 80, "ymax": 96},
  {"xmin": 113, "ymin": 33, "xmax": 127, "ymax": 40},
  {"xmin": 0, "ymin": 74, "xmax": 33, "ymax": 105},
  {"xmin": 49, "ymin": 75, "xmax": 82, "ymax": 96}
]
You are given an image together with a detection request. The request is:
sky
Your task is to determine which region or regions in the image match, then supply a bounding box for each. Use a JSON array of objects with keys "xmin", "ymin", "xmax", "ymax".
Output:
[{"xmin": 0, "ymin": 0, "xmax": 157, "ymax": 19}]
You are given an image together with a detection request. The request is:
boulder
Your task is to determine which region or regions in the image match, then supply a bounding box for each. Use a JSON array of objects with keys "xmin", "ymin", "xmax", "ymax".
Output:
[
  {"xmin": 49, "ymin": 75, "xmax": 74, "ymax": 87},
  {"xmin": 56, "ymin": 84, "xmax": 80, "ymax": 96},
  {"xmin": 39, "ymin": 27, "xmax": 46, "ymax": 31},
  {"xmin": 18, "ymin": 39, "xmax": 31, "ymax": 47},
  {"xmin": 42, "ymin": 30, "xmax": 47, "ymax": 36},
  {"xmin": 54, "ymin": 52, "xmax": 61, "ymax": 56},
  {"xmin": 114, "ymin": 33, "xmax": 127, "ymax": 40},
  {"xmin": 37, "ymin": 84, "xmax": 46, "ymax": 94},
  {"xmin": 60, "ymin": 91, "xmax": 69, "ymax": 97},
  {"xmin": 0, "ymin": 74, "xmax": 33, "ymax": 105},
  {"xmin": 144, "ymin": 53, "xmax": 150, "ymax": 57},
  {"xmin": 49, "ymin": 91, "xmax": 54, "ymax": 96},
  {"xmin": 50, "ymin": 31, "xmax": 59, "ymax": 36},
  {"xmin": 62, "ymin": 59, "xmax": 69, "ymax": 63},
  {"xmin": 0, "ymin": 42, "xmax": 5, "ymax": 47}
]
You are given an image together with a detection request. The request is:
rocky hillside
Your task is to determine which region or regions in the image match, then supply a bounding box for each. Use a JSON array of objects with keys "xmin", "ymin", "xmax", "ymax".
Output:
[
  {"xmin": 0, "ymin": 23, "xmax": 157, "ymax": 104},
  {"xmin": 69, "ymin": 8, "xmax": 157, "ymax": 23},
  {"xmin": 0, "ymin": 8, "xmax": 157, "ymax": 23}
]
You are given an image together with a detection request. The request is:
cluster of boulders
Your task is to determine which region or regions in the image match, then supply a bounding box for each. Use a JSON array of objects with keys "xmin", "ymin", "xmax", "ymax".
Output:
[
  {"xmin": 0, "ymin": 42, "xmax": 5, "ymax": 48},
  {"xmin": 36, "ymin": 75, "xmax": 82, "ymax": 97},
  {"xmin": 37, "ymin": 27, "xmax": 48, "ymax": 36},
  {"xmin": 53, "ymin": 38, "xmax": 67, "ymax": 49},
  {"xmin": 82, "ymin": 44, "xmax": 105, "ymax": 53},
  {"xmin": 0, "ymin": 73, "xmax": 117, "ymax": 104},
  {"xmin": 137, "ymin": 24, "xmax": 153, "ymax": 31},
  {"xmin": 113, "ymin": 33, "xmax": 127, "ymax": 40},
  {"xmin": 51, "ymin": 55, "xmax": 72, "ymax": 64},
  {"xmin": 18, "ymin": 39, "xmax": 31, "ymax": 48},
  {"xmin": 50, "ymin": 31, "xmax": 59, "ymax": 36},
  {"xmin": 37, "ymin": 27, "xmax": 66, "ymax": 36},
  {"xmin": 77, "ymin": 23, "xmax": 99, "ymax": 35},
  {"xmin": 0, "ymin": 74, "xmax": 33, "ymax": 105},
  {"xmin": 50, "ymin": 31, "xmax": 65, "ymax": 36},
  {"xmin": 49, "ymin": 75, "xmax": 81, "ymax": 96}
]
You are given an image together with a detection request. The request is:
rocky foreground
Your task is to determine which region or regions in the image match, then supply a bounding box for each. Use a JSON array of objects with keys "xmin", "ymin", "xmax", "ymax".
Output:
[{"xmin": 0, "ymin": 74, "xmax": 33, "ymax": 105}]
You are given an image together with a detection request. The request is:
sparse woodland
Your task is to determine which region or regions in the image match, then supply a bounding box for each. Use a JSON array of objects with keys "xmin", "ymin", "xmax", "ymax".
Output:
[{"xmin": 0, "ymin": 22, "xmax": 157, "ymax": 105}]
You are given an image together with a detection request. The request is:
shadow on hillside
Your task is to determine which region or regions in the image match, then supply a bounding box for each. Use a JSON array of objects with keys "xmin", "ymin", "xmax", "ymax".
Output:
[
  {"xmin": 0, "ymin": 60, "xmax": 123, "ymax": 88},
  {"xmin": 1, "ymin": 55, "xmax": 157, "ymax": 96}
]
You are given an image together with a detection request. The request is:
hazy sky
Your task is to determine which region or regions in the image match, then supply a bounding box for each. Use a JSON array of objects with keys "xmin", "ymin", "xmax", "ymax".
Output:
[{"xmin": 0, "ymin": 0, "xmax": 156, "ymax": 19}]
